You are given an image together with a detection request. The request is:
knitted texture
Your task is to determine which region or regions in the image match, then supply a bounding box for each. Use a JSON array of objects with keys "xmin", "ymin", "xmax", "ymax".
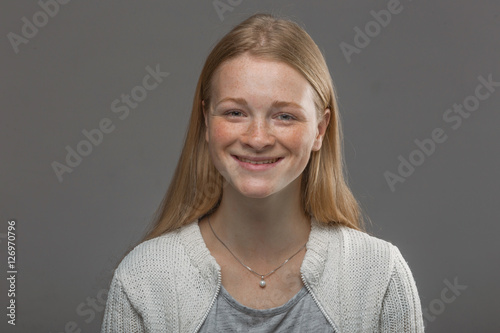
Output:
[{"xmin": 101, "ymin": 217, "xmax": 425, "ymax": 332}]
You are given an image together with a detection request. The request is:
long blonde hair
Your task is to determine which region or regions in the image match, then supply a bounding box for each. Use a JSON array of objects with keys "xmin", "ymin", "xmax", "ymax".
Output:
[{"xmin": 142, "ymin": 13, "xmax": 365, "ymax": 242}]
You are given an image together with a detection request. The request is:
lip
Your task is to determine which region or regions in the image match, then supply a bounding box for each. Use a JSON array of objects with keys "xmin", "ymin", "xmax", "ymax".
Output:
[{"xmin": 232, "ymin": 155, "xmax": 283, "ymax": 171}]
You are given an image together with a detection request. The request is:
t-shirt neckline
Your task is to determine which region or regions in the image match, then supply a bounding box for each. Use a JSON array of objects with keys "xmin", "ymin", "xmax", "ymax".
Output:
[{"xmin": 219, "ymin": 284, "xmax": 308, "ymax": 316}]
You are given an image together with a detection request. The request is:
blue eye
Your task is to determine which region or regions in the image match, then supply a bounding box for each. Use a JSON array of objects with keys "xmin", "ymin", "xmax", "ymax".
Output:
[
  {"xmin": 225, "ymin": 110, "xmax": 243, "ymax": 117},
  {"xmin": 277, "ymin": 114, "xmax": 294, "ymax": 121}
]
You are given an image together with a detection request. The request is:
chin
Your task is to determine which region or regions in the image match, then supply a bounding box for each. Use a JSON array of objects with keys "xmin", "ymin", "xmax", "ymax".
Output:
[
  {"xmin": 242, "ymin": 192, "xmax": 273, "ymax": 199},
  {"xmin": 235, "ymin": 184, "xmax": 276, "ymax": 199}
]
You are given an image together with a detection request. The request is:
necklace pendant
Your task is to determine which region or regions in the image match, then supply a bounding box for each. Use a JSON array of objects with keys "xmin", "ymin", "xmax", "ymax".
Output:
[{"xmin": 259, "ymin": 276, "xmax": 266, "ymax": 288}]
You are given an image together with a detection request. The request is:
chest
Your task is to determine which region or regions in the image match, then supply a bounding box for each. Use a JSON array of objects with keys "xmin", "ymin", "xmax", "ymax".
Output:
[
  {"xmin": 197, "ymin": 280, "xmax": 336, "ymax": 333},
  {"xmin": 217, "ymin": 252, "xmax": 306, "ymax": 309}
]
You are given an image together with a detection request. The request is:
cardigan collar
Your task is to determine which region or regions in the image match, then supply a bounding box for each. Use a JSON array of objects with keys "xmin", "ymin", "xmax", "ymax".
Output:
[{"xmin": 179, "ymin": 215, "xmax": 330, "ymax": 286}]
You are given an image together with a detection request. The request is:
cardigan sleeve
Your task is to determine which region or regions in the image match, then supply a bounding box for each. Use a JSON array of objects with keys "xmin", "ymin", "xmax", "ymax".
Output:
[
  {"xmin": 101, "ymin": 271, "xmax": 146, "ymax": 333},
  {"xmin": 379, "ymin": 245, "xmax": 425, "ymax": 333}
]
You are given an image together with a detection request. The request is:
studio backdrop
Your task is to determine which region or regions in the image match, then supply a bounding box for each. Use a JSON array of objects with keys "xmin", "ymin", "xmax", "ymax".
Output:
[{"xmin": 1, "ymin": 1, "xmax": 499, "ymax": 332}]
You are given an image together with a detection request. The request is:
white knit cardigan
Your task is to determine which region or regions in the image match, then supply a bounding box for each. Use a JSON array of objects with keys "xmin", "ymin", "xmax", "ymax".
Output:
[{"xmin": 101, "ymin": 217, "xmax": 425, "ymax": 332}]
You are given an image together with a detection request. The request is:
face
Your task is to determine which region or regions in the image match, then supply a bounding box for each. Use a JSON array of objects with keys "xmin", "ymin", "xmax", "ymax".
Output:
[{"xmin": 203, "ymin": 54, "xmax": 330, "ymax": 199}]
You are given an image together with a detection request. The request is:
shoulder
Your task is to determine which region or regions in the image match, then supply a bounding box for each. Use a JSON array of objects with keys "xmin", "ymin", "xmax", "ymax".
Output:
[
  {"xmin": 324, "ymin": 224, "xmax": 416, "ymax": 300},
  {"xmin": 107, "ymin": 221, "xmax": 211, "ymax": 312},
  {"xmin": 308, "ymin": 221, "xmax": 420, "ymax": 330},
  {"xmin": 313, "ymin": 220, "xmax": 400, "ymax": 265},
  {"xmin": 328, "ymin": 227, "xmax": 424, "ymax": 331},
  {"xmin": 338, "ymin": 225, "xmax": 411, "ymax": 272},
  {"xmin": 105, "ymin": 221, "xmax": 219, "ymax": 329},
  {"xmin": 113, "ymin": 221, "xmax": 199, "ymax": 283},
  {"xmin": 336, "ymin": 224, "xmax": 398, "ymax": 258},
  {"xmin": 311, "ymin": 221, "xmax": 407, "ymax": 285}
]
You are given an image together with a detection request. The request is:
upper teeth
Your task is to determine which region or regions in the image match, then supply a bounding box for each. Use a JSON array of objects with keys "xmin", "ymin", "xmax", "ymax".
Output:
[{"xmin": 239, "ymin": 157, "xmax": 279, "ymax": 164}]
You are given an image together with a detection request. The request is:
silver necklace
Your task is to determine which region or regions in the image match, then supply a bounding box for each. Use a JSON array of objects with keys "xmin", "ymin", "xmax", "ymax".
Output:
[{"xmin": 207, "ymin": 215, "xmax": 307, "ymax": 288}]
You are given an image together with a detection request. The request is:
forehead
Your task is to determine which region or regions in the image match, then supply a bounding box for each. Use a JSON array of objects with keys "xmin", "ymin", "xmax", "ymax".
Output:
[{"xmin": 210, "ymin": 54, "xmax": 315, "ymax": 106}]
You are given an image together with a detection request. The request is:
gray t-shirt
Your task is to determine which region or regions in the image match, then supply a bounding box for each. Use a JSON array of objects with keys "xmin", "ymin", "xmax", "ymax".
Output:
[{"xmin": 198, "ymin": 284, "xmax": 335, "ymax": 332}]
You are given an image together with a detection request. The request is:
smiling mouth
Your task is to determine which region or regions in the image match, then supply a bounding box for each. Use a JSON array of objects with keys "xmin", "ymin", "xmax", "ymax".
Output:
[{"xmin": 234, "ymin": 156, "xmax": 282, "ymax": 164}]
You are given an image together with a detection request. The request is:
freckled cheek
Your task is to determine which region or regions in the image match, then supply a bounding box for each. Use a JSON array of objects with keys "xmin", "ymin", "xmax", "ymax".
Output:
[
  {"xmin": 207, "ymin": 125, "xmax": 232, "ymax": 172},
  {"xmin": 208, "ymin": 121, "xmax": 240, "ymax": 146},
  {"xmin": 278, "ymin": 127, "xmax": 314, "ymax": 153}
]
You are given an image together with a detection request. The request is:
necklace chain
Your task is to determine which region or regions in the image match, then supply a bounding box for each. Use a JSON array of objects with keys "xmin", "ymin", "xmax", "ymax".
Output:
[{"xmin": 207, "ymin": 215, "xmax": 307, "ymax": 288}]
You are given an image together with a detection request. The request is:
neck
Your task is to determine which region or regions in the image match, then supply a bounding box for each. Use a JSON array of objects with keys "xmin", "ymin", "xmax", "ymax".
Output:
[{"xmin": 207, "ymin": 176, "xmax": 311, "ymax": 264}]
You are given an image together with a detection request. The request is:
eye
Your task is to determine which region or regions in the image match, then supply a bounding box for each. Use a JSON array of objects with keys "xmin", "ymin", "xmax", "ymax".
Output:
[
  {"xmin": 276, "ymin": 113, "xmax": 295, "ymax": 121},
  {"xmin": 224, "ymin": 110, "xmax": 244, "ymax": 117}
]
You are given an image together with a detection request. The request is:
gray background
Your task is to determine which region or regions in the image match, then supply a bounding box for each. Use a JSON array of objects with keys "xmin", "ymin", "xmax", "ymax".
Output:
[{"xmin": 1, "ymin": 0, "xmax": 499, "ymax": 332}]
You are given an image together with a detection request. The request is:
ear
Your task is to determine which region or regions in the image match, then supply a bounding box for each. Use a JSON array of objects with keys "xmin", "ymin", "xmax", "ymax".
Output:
[
  {"xmin": 312, "ymin": 108, "xmax": 330, "ymax": 151},
  {"xmin": 202, "ymin": 100, "xmax": 209, "ymax": 143}
]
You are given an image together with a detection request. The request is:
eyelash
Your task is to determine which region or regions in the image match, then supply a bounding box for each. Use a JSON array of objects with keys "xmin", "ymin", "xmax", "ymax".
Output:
[
  {"xmin": 224, "ymin": 111, "xmax": 295, "ymax": 121},
  {"xmin": 225, "ymin": 110, "xmax": 243, "ymax": 117}
]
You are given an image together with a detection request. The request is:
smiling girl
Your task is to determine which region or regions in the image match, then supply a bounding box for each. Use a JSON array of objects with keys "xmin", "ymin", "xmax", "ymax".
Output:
[{"xmin": 102, "ymin": 13, "xmax": 424, "ymax": 333}]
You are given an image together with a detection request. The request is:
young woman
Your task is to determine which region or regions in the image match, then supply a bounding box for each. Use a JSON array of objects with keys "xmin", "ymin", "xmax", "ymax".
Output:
[{"xmin": 101, "ymin": 13, "xmax": 425, "ymax": 332}]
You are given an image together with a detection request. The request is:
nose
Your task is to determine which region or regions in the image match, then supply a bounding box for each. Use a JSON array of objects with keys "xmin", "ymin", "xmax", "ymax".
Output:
[{"xmin": 240, "ymin": 117, "xmax": 275, "ymax": 150}]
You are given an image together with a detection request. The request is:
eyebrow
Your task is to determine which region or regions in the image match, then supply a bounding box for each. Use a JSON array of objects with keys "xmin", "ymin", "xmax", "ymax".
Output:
[{"xmin": 214, "ymin": 97, "xmax": 305, "ymax": 110}]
